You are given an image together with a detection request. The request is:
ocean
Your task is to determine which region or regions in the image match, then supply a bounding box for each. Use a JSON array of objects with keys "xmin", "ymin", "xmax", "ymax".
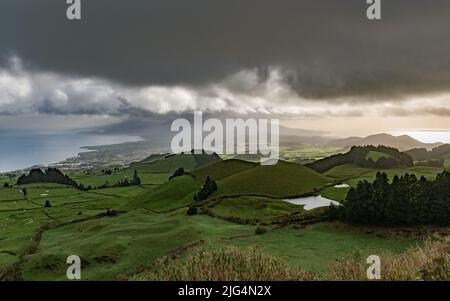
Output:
[{"xmin": 0, "ymin": 132, "xmax": 142, "ymax": 173}]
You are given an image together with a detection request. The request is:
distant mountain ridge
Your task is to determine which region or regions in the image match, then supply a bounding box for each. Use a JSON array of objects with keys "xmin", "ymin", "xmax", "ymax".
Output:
[{"xmin": 326, "ymin": 133, "xmax": 442, "ymax": 151}]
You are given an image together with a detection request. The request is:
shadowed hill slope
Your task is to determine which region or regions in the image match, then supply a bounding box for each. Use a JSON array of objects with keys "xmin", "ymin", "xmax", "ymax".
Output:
[
  {"xmin": 192, "ymin": 159, "xmax": 257, "ymax": 182},
  {"xmin": 129, "ymin": 152, "xmax": 221, "ymax": 174},
  {"xmin": 214, "ymin": 161, "xmax": 331, "ymax": 198}
]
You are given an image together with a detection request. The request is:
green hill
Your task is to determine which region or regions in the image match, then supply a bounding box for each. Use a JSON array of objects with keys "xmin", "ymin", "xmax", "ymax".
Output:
[
  {"xmin": 214, "ymin": 161, "xmax": 331, "ymax": 198},
  {"xmin": 308, "ymin": 146, "xmax": 414, "ymax": 173},
  {"xmin": 192, "ymin": 159, "xmax": 257, "ymax": 182},
  {"xmin": 140, "ymin": 153, "xmax": 168, "ymax": 163},
  {"xmin": 129, "ymin": 152, "xmax": 220, "ymax": 174},
  {"xmin": 123, "ymin": 175, "xmax": 200, "ymax": 212},
  {"xmin": 324, "ymin": 164, "xmax": 373, "ymax": 180}
]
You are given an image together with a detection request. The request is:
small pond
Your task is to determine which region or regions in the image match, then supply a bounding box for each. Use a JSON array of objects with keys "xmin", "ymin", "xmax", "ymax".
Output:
[
  {"xmin": 283, "ymin": 195, "xmax": 340, "ymax": 210},
  {"xmin": 333, "ymin": 183, "xmax": 350, "ymax": 188}
]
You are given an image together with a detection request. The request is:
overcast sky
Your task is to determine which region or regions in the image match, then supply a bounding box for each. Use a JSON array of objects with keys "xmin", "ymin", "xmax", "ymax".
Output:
[{"xmin": 1, "ymin": 0, "xmax": 450, "ymax": 136}]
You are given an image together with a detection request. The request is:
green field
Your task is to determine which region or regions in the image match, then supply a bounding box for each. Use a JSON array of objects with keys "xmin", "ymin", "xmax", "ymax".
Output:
[
  {"xmin": 279, "ymin": 146, "xmax": 343, "ymax": 161},
  {"xmin": 0, "ymin": 154, "xmax": 440, "ymax": 280},
  {"xmin": 324, "ymin": 164, "xmax": 373, "ymax": 180},
  {"xmin": 366, "ymin": 151, "xmax": 392, "ymax": 162},
  {"xmin": 226, "ymin": 223, "xmax": 417, "ymax": 273},
  {"xmin": 206, "ymin": 196, "xmax": 304, "ymax": 224},
  {"xmin": 128, "ymin": 154, "xmax": 199, "ymax": 174},
  {"xmin": 124, "ymin": 175, "xmax": 200, "ymax": 212},
  {"xmin": 445, "ymin": 158, "xmax": 450, "ymax": 169},
  {"xmin": 70, "ymin": 170, "xmax": 169, "ymax": 188}
]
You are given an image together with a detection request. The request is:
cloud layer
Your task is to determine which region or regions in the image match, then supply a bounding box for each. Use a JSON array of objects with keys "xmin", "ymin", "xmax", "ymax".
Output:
[
  {"xmin": 2, "ymin": 57, "xmax": 450, "ymax": 126},
  {"xmin": 1, "ymin": 0, "xmax": 450, "ymax": 101}
]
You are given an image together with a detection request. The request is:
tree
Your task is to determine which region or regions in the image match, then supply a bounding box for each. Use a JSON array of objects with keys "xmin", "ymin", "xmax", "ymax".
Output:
[
  {"xmin": 17, "ymin": 168, "xmax": 79, "ymax": 188},
  {"xmin": 3, "ymin": 183, "xmax": 9, "ymax": 188},
  {"xmin": 194, "ymin": 176, "xmax": 218, "ymax": 201},
  {"xmin": 133, "ymin": 169, "xmax": 141, "ymax": 185},
  {"xmin": 169, "ymin": 168, "xmax": 185, "ymax": 180},
  {"xmin": 187, "ymin": 207, "xmax": 198, "ymax": 215},
  {"xmin": 337, "ymin": 171, "xmax": 450, "ymax": 226},
  {"xmin": 22, "ymin": 188, "xmax": 27, "ymax": 199}
]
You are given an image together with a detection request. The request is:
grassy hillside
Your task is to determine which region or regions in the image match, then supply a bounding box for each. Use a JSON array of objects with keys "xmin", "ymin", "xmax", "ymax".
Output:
[
  {"xmin": 128, "ymin": 153, "xmax": 221, "ymax": 174},
  {"xmin": 366, "ymin": 151, "xmax": 392, "ymax": 162},
  {"xmin": 68, "ymin": 153, "xmax": 221, "ymax": 188},
  {"xmin": 223, "ymin": 223, "xmax": 417, "ymax": 273},
  {"xmin": 123, "ymin": 175, "xmax": 200, "ymax": 212},
  {"xmin": 215, "ymin": 161, "xmax": 331, "ymax": 198},
  {"xmin": 192, "ymin": 159, "xmax": 257, "ymax": 181},
  {"xmin": 20, "ymin": 210, "xmax": 253, "ymax": 280},
  {"xmin": 70, "ymin": 170, "xmax": 168, "ymax": 187},
  {"xmin": 129, "ymin": 154, "xmax": 199, "ymax": 174},
  {"xmin": 205, "ymin": 196, "xmax": 303, "ymax": 224},
  {"xmin": 0, "ymin": 183, "xmax": 133, "ymax": 275},
  {"xmin": 324, "ymin": 164, "xmax": 373, "ymax": 180}
]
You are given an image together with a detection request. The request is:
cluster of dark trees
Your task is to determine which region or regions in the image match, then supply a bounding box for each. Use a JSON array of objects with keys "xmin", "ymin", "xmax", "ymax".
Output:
[
  {"xmin": 308, "ymin": 146, "xmax": 414, "ymax": 173},
  {"xmin": 16, "ymin": 168, "xmax": 141, "ymax": 191},
  {"xmin": 330, "ymin": 171, "xmax": 450, "ymax": 226},
  {"xmin": 102, "ymin": 169, "xmax": 113, "ymax": 175},
  {"xmin": 17, "ymin": 168, "xmax": 79, "ymax": 187},
  {"xmin": 16, "ymin": 168, "xmax": 93, "ymax": 191},
  {"xmin": 169, "ymin": 168, "xmax": 185, "ymax": 180},
  {"xmin": 191, "ymin": 149, "xmax": 221, "ymax": 166},
  {"xmin": 112, "ymin": 170, "xmax": 141, "ymax": 187},
  {"xmin": 193, "ymin": 176, "xmax": 217, "ymax": 201}
]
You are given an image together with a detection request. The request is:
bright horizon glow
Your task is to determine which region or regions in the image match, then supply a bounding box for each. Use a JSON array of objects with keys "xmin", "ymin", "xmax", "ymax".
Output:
[{"xmin": 391, "ymin": 130, "xmax": 450, "ymax": 144}]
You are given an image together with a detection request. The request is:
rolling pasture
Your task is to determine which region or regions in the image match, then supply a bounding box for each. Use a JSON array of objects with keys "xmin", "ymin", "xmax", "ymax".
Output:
[
  {"xmin": 0, "ymin": 153, "xmax": 438, "ymax": 280},
  {"xmin": 213, "ymin": 161, "xmax": 331, "ymax": 198}
]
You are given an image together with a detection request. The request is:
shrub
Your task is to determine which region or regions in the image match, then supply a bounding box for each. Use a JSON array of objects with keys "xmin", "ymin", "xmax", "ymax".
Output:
[
  {"xmin": 105, "ymin": 209, "xmax": 117, "ymax": 216},
  {"xmin": 328, "ymin": 236, "xmax": 450, "ymax": 280},
  {"xmin": 193, "ymin": 176, "xmax": 217, "ymax": 201},
  {"xmin": 132, "ymin": 246, "xmax": 317, "ymax": 281},
  {"xmin": 169, "ymin": 168, "xmax": 185, "ymax": 181},
  {"xmin": 187, "ymin": 207, "xmax": 198, "ymax": 216},
  {"xmin": 255, "ymin": 226, "xmax": 268, "ymax": 235}
]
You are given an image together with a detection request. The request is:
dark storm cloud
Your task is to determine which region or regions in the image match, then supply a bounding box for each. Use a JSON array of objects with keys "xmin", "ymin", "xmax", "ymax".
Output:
[{"xmin": 1, "ymin": 0, "xmax": 450, "ymax": 100}]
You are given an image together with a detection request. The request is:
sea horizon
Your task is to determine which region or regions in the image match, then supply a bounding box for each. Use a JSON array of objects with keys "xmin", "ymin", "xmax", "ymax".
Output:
[{"xmin": 0, "ymin": 132, "xmax": 142, "ymax": 173}]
